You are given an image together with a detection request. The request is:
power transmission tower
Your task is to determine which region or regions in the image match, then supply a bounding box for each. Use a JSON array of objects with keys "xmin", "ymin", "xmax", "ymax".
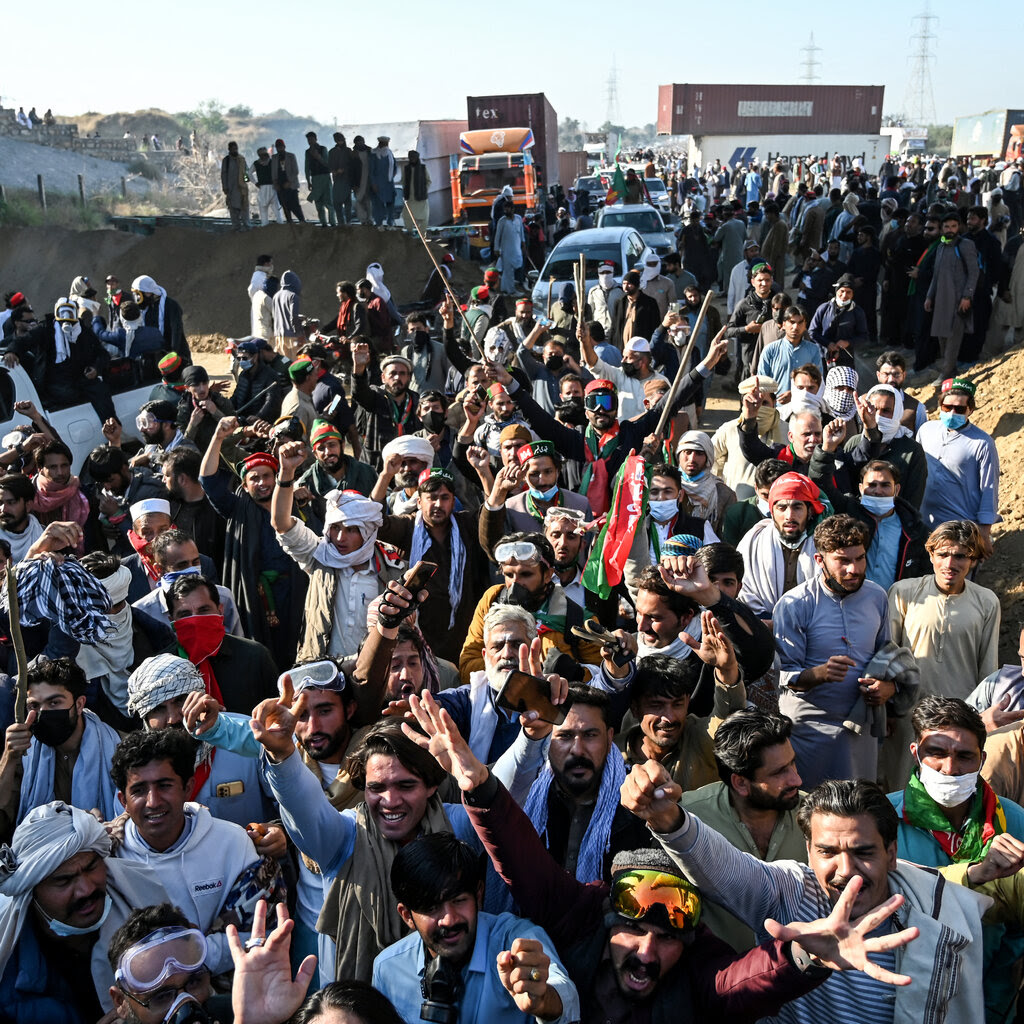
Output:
[
  {"xmin": 605, "ymin": 58, "xmax": 620, "ymax": 127},
  {"xmin": 799, "ymin": 34, "xmax": 822, "ymax": 84},
  {"xmin": 905, "ymin": 2, "xmax": 938, "ymax": 126}
]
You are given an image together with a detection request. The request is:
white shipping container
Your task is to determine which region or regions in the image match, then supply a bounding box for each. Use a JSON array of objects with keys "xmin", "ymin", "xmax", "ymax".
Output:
[{"xmin": 688, "ymin": 134, "xmax": 889, "ymax": 172}]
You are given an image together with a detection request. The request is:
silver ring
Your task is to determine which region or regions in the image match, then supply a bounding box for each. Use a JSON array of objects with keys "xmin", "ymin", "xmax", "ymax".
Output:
[
  {"xmin": 529, "ymin": 967, "xmax": 541, "ymax": 982},
  {"xmin": 245, "ymin": 937, "xmax": 266, "ymax": 950}
]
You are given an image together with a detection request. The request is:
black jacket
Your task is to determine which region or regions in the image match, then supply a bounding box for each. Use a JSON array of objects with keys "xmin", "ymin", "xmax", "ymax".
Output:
[{"xmin": 609, "ymin": 290, "xmax": 661, "ymax": 349}]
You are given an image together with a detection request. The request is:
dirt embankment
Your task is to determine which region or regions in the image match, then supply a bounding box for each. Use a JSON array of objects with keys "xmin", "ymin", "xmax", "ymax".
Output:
[{"xmin": 0, "ymin": 223, "xmax": 479, "ymax": 350}]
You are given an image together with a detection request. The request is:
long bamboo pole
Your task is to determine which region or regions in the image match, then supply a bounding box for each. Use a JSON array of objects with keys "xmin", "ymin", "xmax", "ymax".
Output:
[{"xmin": 653, "ymin": 289, "xmax": 715, "ymax": 439}]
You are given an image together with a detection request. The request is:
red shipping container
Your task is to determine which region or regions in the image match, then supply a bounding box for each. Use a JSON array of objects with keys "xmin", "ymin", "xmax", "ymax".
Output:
[
  {"xmin": 657, "ymin": 84, "xmax": 884, "ymax": 136},
  {"xmin": 467, "ymin": 93, "xmax": 560, "ymax": 186}
]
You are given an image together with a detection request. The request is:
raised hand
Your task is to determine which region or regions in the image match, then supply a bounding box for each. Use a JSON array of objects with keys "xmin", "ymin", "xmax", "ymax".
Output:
[
  {"xmin": 981, "ymin": 693, "xmax": 1024, "ymax": 733},
  {"xmin": 657, "ymin": 556, "xmax": 720, "ymax": 606},
  {"xmin": 402, "ymin": 690, "xmax": 488, "ymax": 791},
  {"xmin": 277, "ymin": 440, "xmax": 306, "ymax": 478},
  {"xmin": 764, "ymin": 876, "xmax": 918, "ymax": 986},
  {"xmin": 682, "ymin": 610, "xmax": 737, "ymax": 674},
  {"xmin": 515, "ymin": 637, "xmax": 568, "ymax": 740},
  {"xmin": 249, "ymin": 677, "xmax": 302, "ymax": 762},
  {"xmin": 742, "ymin": 383, "xmax": 762, "ymax": 422},
  {"xmin": 620, "ymin": 759, "xmax": 684, "ymax": 834},
  {"xmin": 496, "ymin": 938, "xmax": 561, "ymax": 1018},
  {"xmin": 183, "ymin": 692, "xmax": 224, "ymax": 736},
  {"xmin": 822, "ymin": 418, "xmax": 846, "ymax": 453},
  {"xmin": 216, "ymin": 415, "xmax": 240, "ymax": 439},
  {"xmin": 227, "ymin": 899, "xmax": 317, "ymax": 1024},
  {"xmin": 965, "ymin": 833, "xmax": 1024, "ymax": 884}
]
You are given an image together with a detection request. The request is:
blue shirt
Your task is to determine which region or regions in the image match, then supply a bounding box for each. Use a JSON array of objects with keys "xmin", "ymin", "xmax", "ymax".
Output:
[
  {"xmin": 372, "ymin": 911, "xmax": 579, "ymax": 1024},
  {"xmin": 916, "ymin": 420, "xmax": 1001, "ymax": 527},
  {"xmin": 757, "ymin": 336, "xmax": 822, "ymax": 386},
  {"xmin": 866, "ymin": 510, "xmax": 902, "ymax": 591}
]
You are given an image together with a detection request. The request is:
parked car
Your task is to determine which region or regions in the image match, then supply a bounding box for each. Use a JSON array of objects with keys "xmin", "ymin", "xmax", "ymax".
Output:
[
  {"xmin": 530, "ymin": 227, "xmax": 650, "ymax": 308},
  {"xmin": 573, "ymin": 175, "xmax": 606, "ymax": 212},
  {"xmin": 595, "ymin": 203, "xmax": 675, "ymax": 256},
  {"xmin": 644, "ymin": 177, "xmax": 672, "ymax": 215}
]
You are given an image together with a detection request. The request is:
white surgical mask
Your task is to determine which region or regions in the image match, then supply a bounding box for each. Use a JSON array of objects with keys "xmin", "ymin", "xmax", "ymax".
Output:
[
  {"xmin": 755, "ymin": 497, "xmax": 770, "ymax": 516},
  {"xmin": 37, "ymin": 893, "xmax": 112, "ymax": 936},
  {"xmin": 649, "ymin": 499, "xmax": 679, "ymax": 523},
  {"xmin": 915, "ymin": 756, "xmax": 980, "ymax": 809}
]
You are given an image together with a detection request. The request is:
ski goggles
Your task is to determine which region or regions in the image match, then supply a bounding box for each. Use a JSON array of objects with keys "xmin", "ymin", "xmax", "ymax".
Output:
[
  {"xmin": 280, "ymin": 659, "xmax": 346, "ymax": 697},
  {"xmin": 494, "ymin": 541, "xmax": 549, "ymax": 567},
  {"xmin": 609, "ymin": 869, "xmax": 702, "ymax": 933},
  {"xmin": 584, "ymin": 393, "xmax": 615, "ymax": 412},
  {"xmin": 116, "ymin": 927, "xmax": 208, "ymax": 992}
]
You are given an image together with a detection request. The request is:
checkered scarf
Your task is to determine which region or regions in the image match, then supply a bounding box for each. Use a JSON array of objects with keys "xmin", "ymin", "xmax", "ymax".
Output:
[{"xmin": 0, "ymin": 558, "xmax": 111, "ymax": 643}]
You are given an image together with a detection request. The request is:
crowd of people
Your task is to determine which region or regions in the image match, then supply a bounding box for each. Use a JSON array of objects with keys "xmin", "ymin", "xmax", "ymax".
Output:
[{"xmin": 0, "ymin": 138, "xmax": 1023, "ymax": 1024}]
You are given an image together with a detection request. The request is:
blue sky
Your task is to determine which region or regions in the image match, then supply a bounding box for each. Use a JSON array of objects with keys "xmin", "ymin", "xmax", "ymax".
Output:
[{"xmin": 1, "ymin": 0, "xmax": 1015, "ymax": 129}]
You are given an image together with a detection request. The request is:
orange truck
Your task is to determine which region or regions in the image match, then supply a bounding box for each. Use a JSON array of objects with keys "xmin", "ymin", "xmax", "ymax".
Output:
[{"xmin": 450, "ymin": 127, "xmax": 539, "ymax": 252}]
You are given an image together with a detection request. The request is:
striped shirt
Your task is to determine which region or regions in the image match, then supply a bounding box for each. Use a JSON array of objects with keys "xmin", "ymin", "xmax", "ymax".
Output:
[{"xmin": 658, "ymin": 810, "xmax": 897, "ymax": 1024}]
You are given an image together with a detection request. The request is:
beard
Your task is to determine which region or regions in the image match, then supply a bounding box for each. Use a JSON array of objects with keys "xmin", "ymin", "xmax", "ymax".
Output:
[
  {"xmin": 397, "ymin": 471, "xmax": 420, "ymax": 489},
  {"xmin": 746, "ymin": 783, "xmax": 800, "ymax": 812},
  {"xmin": 299, "ymin": 729, "xmax": 347, "ymax": 762},
  {"xmin": 554, "ymin": 755, "xmax": 598, "ymax": 796},
  {"xmin": 484, "ymin": 656, "xmax": 518, "ymax": 691}
]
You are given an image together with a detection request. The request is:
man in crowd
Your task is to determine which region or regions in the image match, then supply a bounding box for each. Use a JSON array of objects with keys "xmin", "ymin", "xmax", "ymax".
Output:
[
  {"xmin": 352, "ymin": 346, "xmax": 421, "ymax": 471},
  {"xmin": 373, "ymin": 832, "xmax": 579, "ymax": 1024},
  {"xmin": 737, "ymin": 382, "xmax": 823, "ymax": 477},
  {"xmin": 0, "ymin": 658, "xmax": 122, "ymax": 830},
  {"xmin": 737, "ymin": 472, "xmax": 824, "ymax": 620},
  {"xmin": 299, "ymin": 419, "xmax": 375, "ymax": 499},
  {"xmin": 774, "ymin": 515, "xmax": 902, "ymax": 788},
  {"xmin": 609, "ymin": 270, "xmax": 661, "ymax": 349},
  {"xmin": 680, "ymin": 708, "xmax": 806, "ymax": 951},
  {"xmin": 0, "ymin": 802, "xmax": 169, "ymax": 1021},
  {"xmin": 916, "ymin": 378, "xmax": 999, "ymax": 553},
  {"xmin": 757, "ymin": 306, "xmax": 822, "ymax": 387}
]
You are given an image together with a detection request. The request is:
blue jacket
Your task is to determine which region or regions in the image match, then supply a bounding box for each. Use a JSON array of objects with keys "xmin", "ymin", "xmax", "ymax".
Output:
[{"xmin": 0, "ymin": 918, "xmax": 91, "ymax": 1024}]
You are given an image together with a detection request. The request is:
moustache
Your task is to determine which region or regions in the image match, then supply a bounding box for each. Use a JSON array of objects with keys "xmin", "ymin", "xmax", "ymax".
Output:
[
  {"xmin": 433, "ymin": 923, "xmax": 468, "ymax": 941},
  {"xmin": 562, "ymin": 756, "xmax": 595, "ymax": 774},
  {"xmin": 69, "ymin": 889, "xmax": 105, "ymax": 916},
  {"xmin": 622, "ymin": 953, "xmax": 660, "ymax": 983}
]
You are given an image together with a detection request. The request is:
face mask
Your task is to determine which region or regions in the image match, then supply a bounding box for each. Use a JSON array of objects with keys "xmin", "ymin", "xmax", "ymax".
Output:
[
  {"xmin": 239, "ymin": 358, "xmax": 255, "ymax": 371},
  {"xmin": 860, "ymin": 494, "xmax": 895, "ymax": 516},
  {"xmin": 413, "ymin": 329, "xmax": 431, "ymax": 350},
  {"xmin": 773, "ymin": 307, "xmax": 786, "ymax": 324},
  {"xmin": 621, "ymin": 362, "xmax": 640, "ymax": 378},
  {"xmin": 174, "ymin": 614, "xmax": 226, "ymax": 663},
  {"xmin": 940, "ymin": 412, "xmax": 967, "ymax": 430},
  {"xmin": 916, "ymin": 755, "xmax": 980, "ymax": 809},
  {"xmin": 649, "ymin": 499, "xmax": 679, "ymax": 523},
  {"xmin": 875, "ymin": 413, "xmax": 901, "ymax": 442},
  {"xmin": 680, "ymin": 469, "xmax": 706, "ymax": 483},
  {"xmin": 835, "ymin": 298, "xmax": 852, "ymax": 310},
  {"xmin": 421, "ymin": 410, "xmax": 446, "ymax": 434},
  {"xmin": 160, "ymin": 565, "xmax": 202, "ymax": 592},
  {"xmin": 506, "ymin": 580, "xmax": 547, "ymax": 613},
  {"xmin": 528, "ymin": 483, "xmax": 559, "ymax": 502},
  {"xmin": 755, "ymin": 497, "xmax": 770, "ymax": 515},
  {"xmin": 544, "ymin": 354, "xmax": 564, "ymax": 371},
  {"xmin": 39, "ymin": 893, "xmax": 112, "ymax": 936},
  {"xmin": 555, "ymin": 396, "xmax": 585, "ymax": 425},
  {"xmin": 32, "ymin": 706, "xmax": 79, "ymax": 747},
  {"xmin": 164, "ymin": 992, "xmax": 212, "ymax": 1024}
]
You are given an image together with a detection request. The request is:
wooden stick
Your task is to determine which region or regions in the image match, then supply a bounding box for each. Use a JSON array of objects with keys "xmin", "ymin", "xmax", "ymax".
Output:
[
  {"xmin": 5, "ymin": 566, "xmax": 27, "ymax": 724},
  {"xmin": 546, "ymin": 276, "xmax": 555, "ymax": 319},
  {"xmin": 654, "ymin": 289, "xmax": 715, "ymax": 439},
  {"xmin": 401, "ymin": 199, "xmax": 476, "ymax": 340}
]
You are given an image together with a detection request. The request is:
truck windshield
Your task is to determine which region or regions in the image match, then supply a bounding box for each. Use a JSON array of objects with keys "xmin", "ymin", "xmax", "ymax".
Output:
[{"xmin": 460, "ymin": 167, "xmax": 525, "ymax": 195}]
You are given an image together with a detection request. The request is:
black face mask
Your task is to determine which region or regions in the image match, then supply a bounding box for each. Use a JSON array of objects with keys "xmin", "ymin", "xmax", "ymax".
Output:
[
  {"xmin": 32, "ymin": 707, "xmax": 78, "ymax": 748},
  {"xmin": 621, "ymin": 362, "xmax": 640, "ymax": 378},
  {"xmin": 422, "ymin": 410, "xmax": 446, "ymax": 434},
  {"xmin": 413, "ymin": 329, "xmax": 431, "ymax": 351},
  {"xmin": 555, "ymin": 397, "xmax": 585, "ymax": 425},
  {"xmin": 165, "ymin": 995, "xmax": 212, "ymax": 1024},
  {"xmin": 506, "ymin": 580, "xmax": 549, "ymax": 612},
  {"xmin": 544, "ymin": 354, "xmax": 564, "ymax": 371}
]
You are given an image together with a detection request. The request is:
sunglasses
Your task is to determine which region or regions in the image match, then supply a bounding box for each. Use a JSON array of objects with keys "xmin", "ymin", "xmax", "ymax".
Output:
[
  {"xmin": 610, "ymin": 868, "xmax": 702, "ymax": 932},
  {"xmin": 585, "ymin": 393, "xmax": 615, "ymax": 412}
]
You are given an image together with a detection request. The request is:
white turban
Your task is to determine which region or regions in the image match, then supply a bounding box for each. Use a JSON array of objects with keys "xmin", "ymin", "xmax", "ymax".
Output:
[
  {"xmin": 130, "ymin": 274, "xmax": 164, "ymax": 297},
  {"xmin": 675, "ymin": 430, "xmax": 714, "ymax": 464},
  {"xmin": 365, "ymin": 263, "xmax": 391, "ymax": 303},
  {"xmin": 126, "ymin": 653, "xmax": 205, "ymax": 719},
  {"xmin": 315, "ymin": 490, "xmax": 384, "ymax": 570},
  {"xmin": 0, "ymin": 802, "xmax": 110, "ymax": 972},
  {"xmin": 381, "ymin": 435, "xmax": 435, "ymax": 468},
  {"xmin": 865, "ymin": 383, "xmax": 912, "ymax": 443}
]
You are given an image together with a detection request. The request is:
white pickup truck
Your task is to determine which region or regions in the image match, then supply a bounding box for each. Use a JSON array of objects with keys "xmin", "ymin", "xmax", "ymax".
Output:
[{"xmin": 0, "ymin": 364, "xmax": 157, "ymax": 467}]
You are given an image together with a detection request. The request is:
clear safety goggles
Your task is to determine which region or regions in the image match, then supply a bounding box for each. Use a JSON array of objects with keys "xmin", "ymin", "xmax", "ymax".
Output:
[
  {"xmin": 279, "ymin": 659, "xmax": 346, "ymax": 697},
  {"xmin": 116, "ymin": 927, "xmax": 208, "ymax": 992},
  {"xmin": 494, "ymin": 541, "xmax": 549, "ymax": 567}
]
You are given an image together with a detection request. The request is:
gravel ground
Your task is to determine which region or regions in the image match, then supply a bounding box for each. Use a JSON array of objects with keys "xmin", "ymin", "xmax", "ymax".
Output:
[{"xmin": 0, "ymin": 135, "xmax": 153, "ymax": 197}]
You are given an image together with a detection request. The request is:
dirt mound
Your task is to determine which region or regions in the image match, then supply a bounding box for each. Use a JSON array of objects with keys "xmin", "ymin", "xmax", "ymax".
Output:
[
  {"xmin": 0, "ymin": 223, "xmax": 479, "ymax": 348},
  {"xmin": 927, "ymin": 346, "xmax": 1024, "ymax": 661},
  {"xmin": 65, "ymin": 109, "xmax": 187, "ymax": 142}
]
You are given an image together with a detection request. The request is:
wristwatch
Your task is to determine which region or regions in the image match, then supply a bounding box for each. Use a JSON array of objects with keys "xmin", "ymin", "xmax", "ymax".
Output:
[
  {"xmin": 276, "ymin": 477, "xmax": 295, "ymax": 488},
  {"xmin": 787, "ymin": 942, "xmax": 832, "ymax": 978}
]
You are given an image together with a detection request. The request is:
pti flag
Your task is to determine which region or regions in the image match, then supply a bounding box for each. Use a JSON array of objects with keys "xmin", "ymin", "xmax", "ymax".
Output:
[
  {"xmin": 605, "ymin": 164, "xmax": 627, "ymax": 206},
  {"xmin": 581, "ymin": 451, "xmax": 647, "ymax": 600}
]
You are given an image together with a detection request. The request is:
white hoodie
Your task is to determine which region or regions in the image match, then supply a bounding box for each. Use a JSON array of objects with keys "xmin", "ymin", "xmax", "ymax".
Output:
[{"xmin": 118, "ymin": 802, "xmax": 259, "ymax": 975}]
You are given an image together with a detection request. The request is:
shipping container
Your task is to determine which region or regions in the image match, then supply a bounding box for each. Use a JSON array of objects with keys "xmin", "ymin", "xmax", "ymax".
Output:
[
  {"xmin": 657, "ymin": 84, "xmax": 884, "ymax": 137},
  {"xmin": 688, "ymin": 134, "xmax": 889, "ymax": 171},
  {"xmin": 467, "ymin": 93, "xmax": 559, "ymax": 186},
  {"xmin": 559, "ymin": 151, "xmax": 589, "ymax": 186},
  {"xmin": 951, "ymin": 109, "xmax": 1024, "ymax": 160}
]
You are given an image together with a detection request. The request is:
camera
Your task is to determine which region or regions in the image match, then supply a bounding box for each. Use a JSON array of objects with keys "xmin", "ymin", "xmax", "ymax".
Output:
[{"xmin": 420, "ymin": 952, "xmax": 462, "ymax": 1024}]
